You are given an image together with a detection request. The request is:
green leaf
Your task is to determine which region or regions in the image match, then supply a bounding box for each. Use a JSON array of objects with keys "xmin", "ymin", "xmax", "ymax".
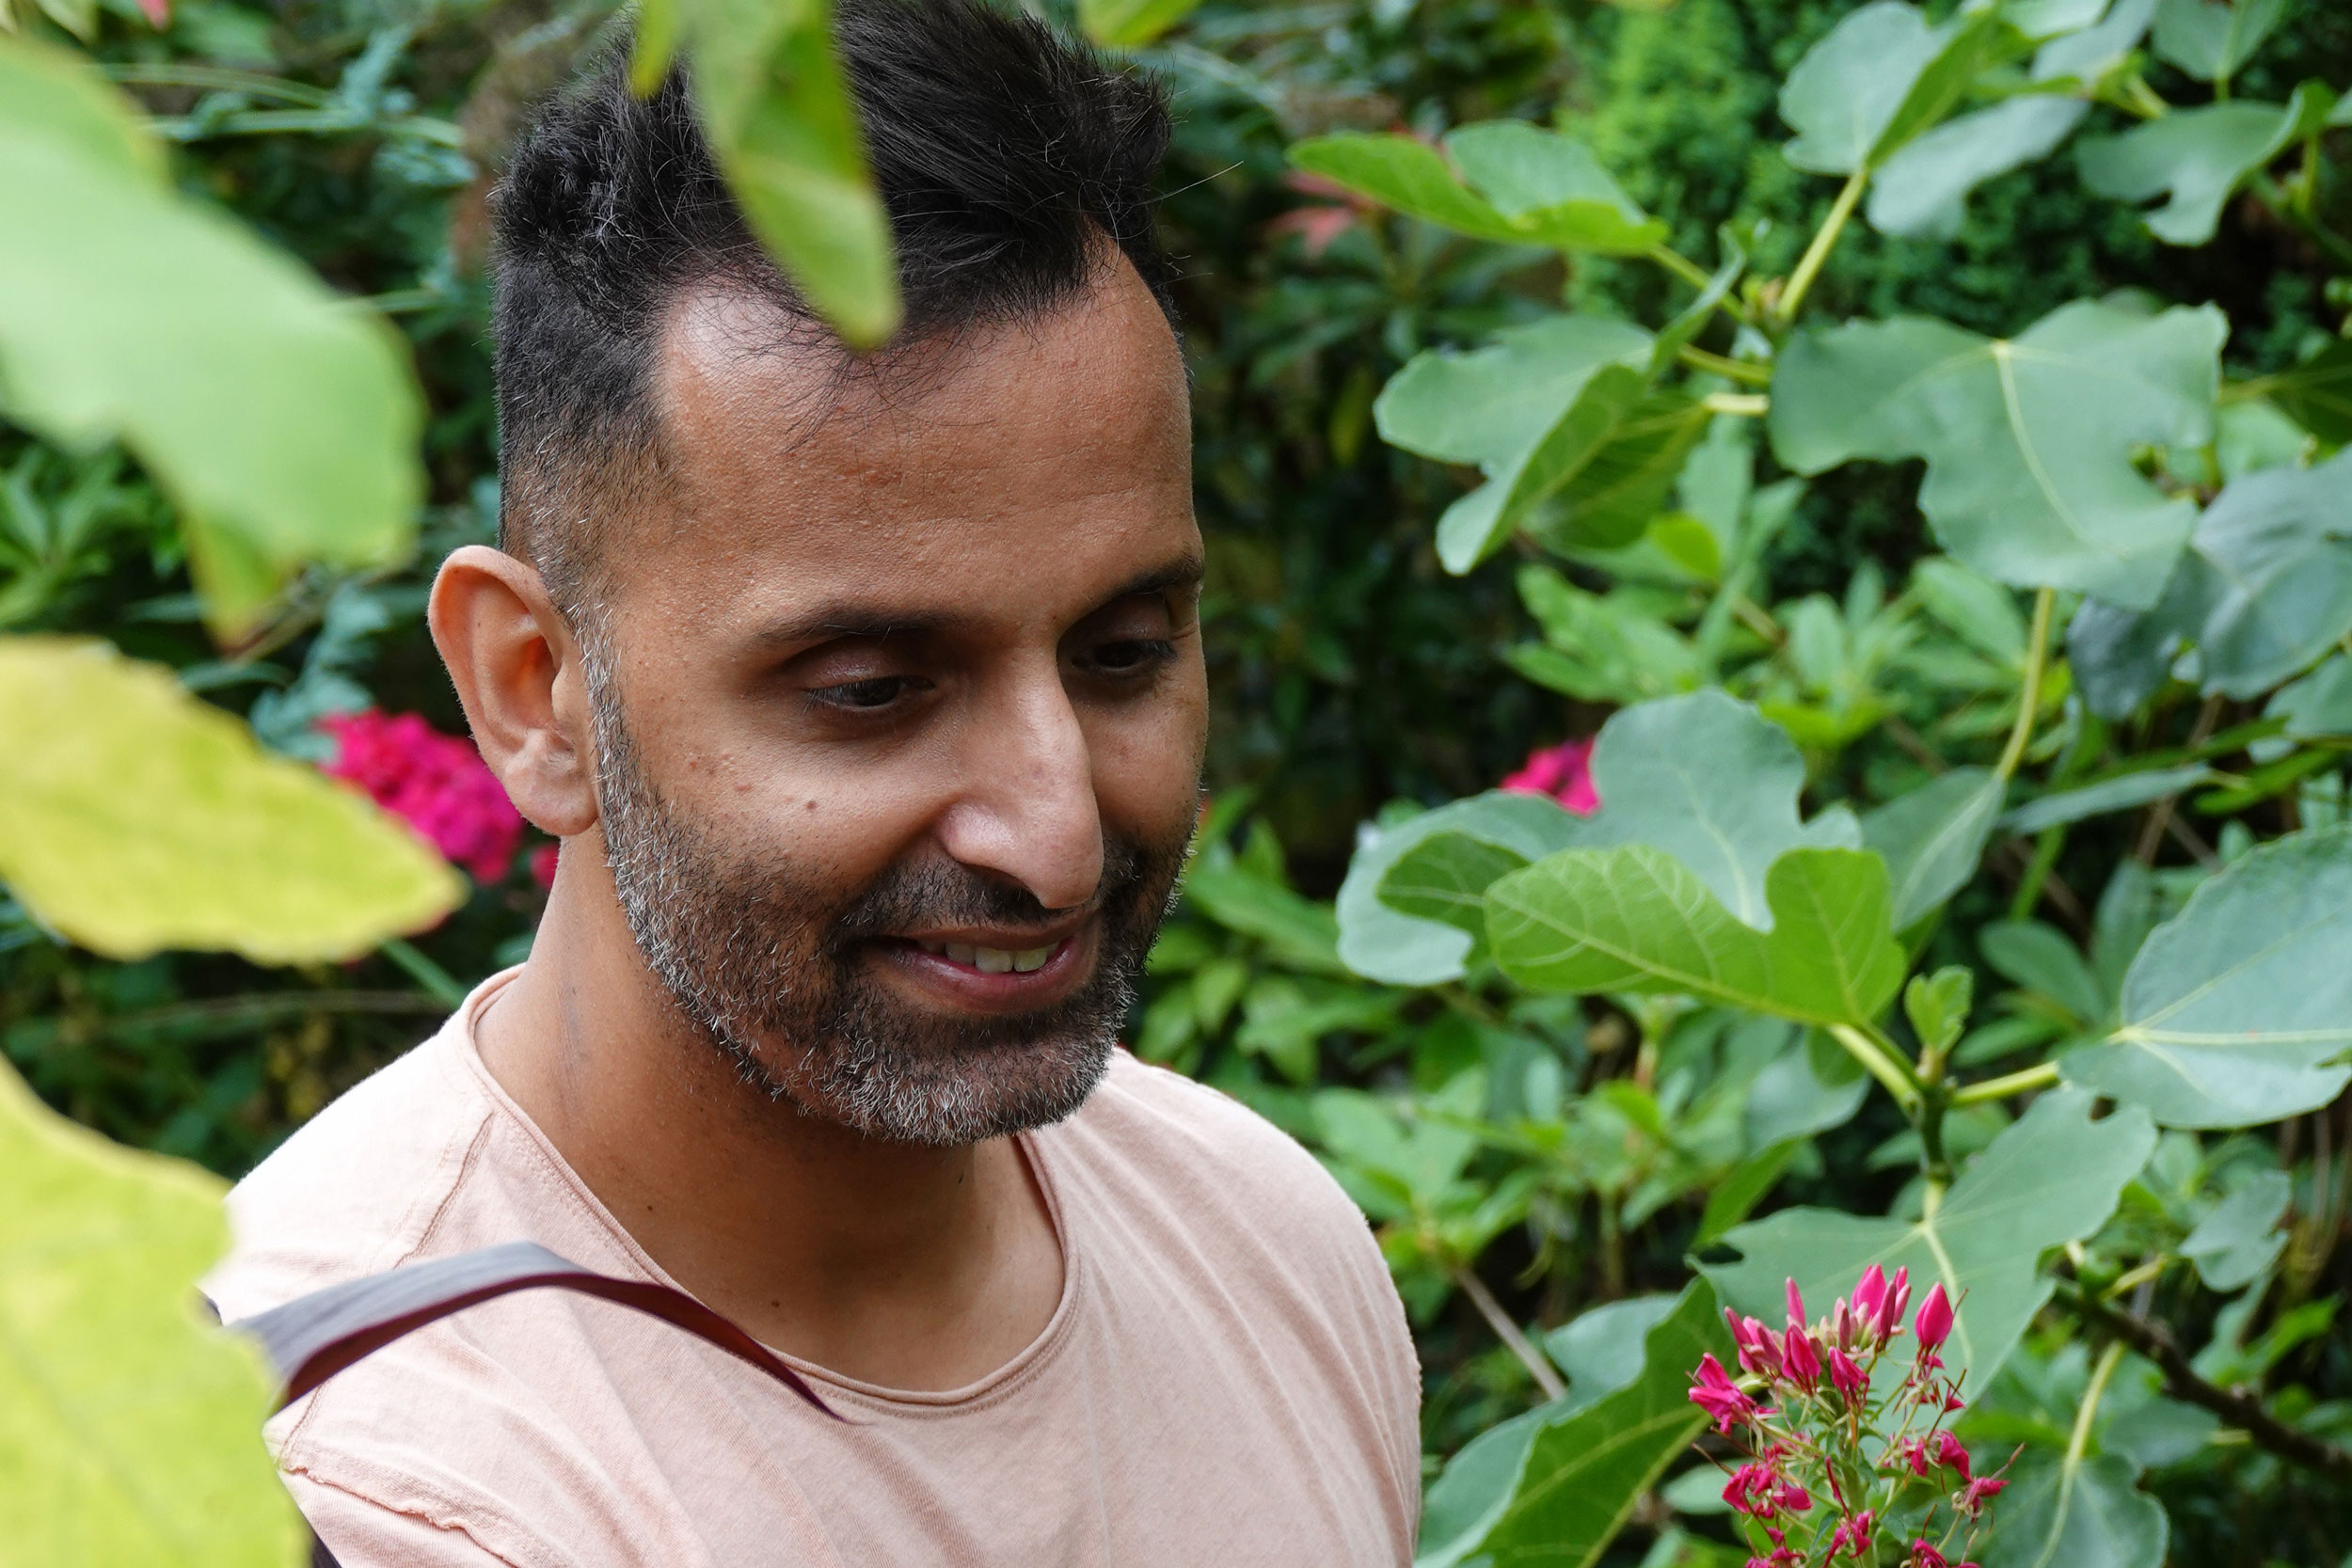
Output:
[
  {"xmin": 680, "ymin": 0, "xmax": 899, "ymax": 347},
  {"xmin": 1077, "ymin": 0, "xmax": 1204, "ymax": 49},
  {"xmin": 1868, "ymin": 95, "xmax": 2088, "ymax": 240},
  {"xmin": 1289, "ymin": 135, "xmax": 1526, "ymax": 244},
  {"xmin": 1862, "ymin": 766, "xmax": 2005, "ymax": 930},
  {"xmin": 2062, "ymin": 825, "xmax": 2352, "ymax": 1127},
  {"xmin": 2269, "ymin": 653, "xmax": 2352, "ymax": 739},
  {"xmin": 1707, "ymin": 1090, "xmax": 2157, "ymax": 1395},
  {"xmin": 1560, "ymin": 689, "xmax": 1864, "ymax": 930},
  {"xmin": 1338, "ymin": 793, "xmax": 1586, "ymax": 986},
  {"xmin": 2149, "ymin": 0, "xmax": 2286, "ymax": 83},
  {"xmin": 1999, "ymin": 764, "xmax": 2218, "ymax": 836},
  {"xmin": 1743, "ymin": 1029, "xmax": 1868, "ymax": 1147},
  {"xmin": 1695, "ymin": 1142, "xmax": 1803, "ymax": 1247},
  {"xmin": 2181, "ymin": 1168, "xmax": 2292, "ymax": 1291},
  {"xmin": 2076, "ymin": 87, "xmax": 2328, "ymax": 246},
  {"xmin": 1770, "ymin": 301, "xmax": 2223, "ymax": 609},
  {"xmin": 1522, "ymin": 392, "xmax": 1713, "ymax": 560},
  {"xmin": 0, "ymin": 40, "xmax": 423, "ymax": 631},
  {"xmin": 1541, "ymin": 1293, "xmax": 1681, "ymax": 1407},
  {"xmin": 1981, "ymin": 919, "xmax": 2110, "ymax": 1025},
  {"xmin": 1905, "ymin": 965, "xmax": 1975, "ymax": 1055},
  {"xmin": 1778, "ymin": 2, "xmax": 2023, "ymax": 176},
  {"xmin": 2034, "ymin": 0, "xmax": 2160, "ymax": 86},
  {"xmin": 2265, "ymin": 339, "xmax": 2352, "ymax": 444},
  {"xmin": 0, "ymin": 638, "xmax": 463, "ymax": 963},
  {"xmin": 1442, "ymin": 122, "xmax": 1669, "ymax": 255},
  {"xmin": 1180, "ymin": 862, "xmax": 1349, "ymax": 975},
  {"xmin": 1418, "ymin": 1283, "xmax": 1730, "ymax": 1568},
  {"xmin": 1375, "ymin": 315, "xmax": 1653, "ymax": 469},
  {"xmin": 0, "ymin": 1057, "xmax": 305, "ymax": 1566},
  {"xmin": 1488, "ymin": 846, "xmax": 1904, "ymax": 1028},
  {"xmin": 1977, "ymin": 1450, "xmax": 2168, "ymax": 1568},
  {"xmin": 2183, "ymin": 449, "xmax": 2352, "ymax": 698},
  {"xmin": 1380, "ymin": 833, "xmax": 1535, "ymax": 949},
  {"xmin": 1508, "ymin": 570, "xmax": 1707, "ymax": 705}
]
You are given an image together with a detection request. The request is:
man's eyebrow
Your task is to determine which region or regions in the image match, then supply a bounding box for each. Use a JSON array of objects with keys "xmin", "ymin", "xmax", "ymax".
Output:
[{"xmin": 748, "ymin": 551, "xmax": 1205, "ymax": 653}]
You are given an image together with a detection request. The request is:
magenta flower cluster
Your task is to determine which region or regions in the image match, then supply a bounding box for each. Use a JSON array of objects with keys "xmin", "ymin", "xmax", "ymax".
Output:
[
  {"xmin": 1688, "ymin": 1268, "xmax": 2008, "ymax": 1568},
  {"xmin": 1500, "ymin": 736, "xmax": 1600, "ymax": 816},
  {"xmin": 321, "ymin": 709, "xmax": 525, "ymax": 883}
]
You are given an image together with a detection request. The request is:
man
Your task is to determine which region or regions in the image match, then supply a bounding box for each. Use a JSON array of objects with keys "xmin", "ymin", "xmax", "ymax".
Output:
[{"xmin": 206, "ymin": 3, "xmax": 1421, "ymax": 1563}]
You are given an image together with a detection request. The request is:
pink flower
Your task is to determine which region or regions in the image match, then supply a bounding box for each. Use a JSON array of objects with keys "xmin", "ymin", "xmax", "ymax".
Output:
[
  {"xmin": 1874, "ymin": 1266, "xmax": 1912, "ymax": 1345},
  {"xmin": 1910, "ymin": 1541, "xmax": 1975, "ymax": 1568},
  {"xmin": 1724, "ymin": 1463, "xmax": 1812, "ymax": 1519},
  {"xmin": 1501, "ymin": 737, "xmax": 1600, "ymax": 816},
  {"xmin": 1893, "ymin": 1436, "xmax": 1931, "ymax": 1478},
  {"xmin": 1786, "ymin": 1277, "xmax": 1808, "ymax": 1331},
  {"xmin": 1934, "ymin": 1429, "xmax": 1973, "ymax": 1481},
  {"xmin": 321, "ymin": 709, "xmax": 524, "ymax": 883},
  {"xmin": 1726, "ymin": 1310, "xmax": 1784, "ymax": 1379},
  {"xmin": 1827, "ymin": 1345, "xmax": 1868, "ymax": 1402},
  {"xmin": 1689, "ymin": 1354, "xmax": 1760, "ymax": 1434},
  {"xmin": 1915, "ymin": 1284, "xmax": 1954, "ymax": 1354},
  {"xmin": 1851, "ymin": 1263, "xmax": 1888, "ymax": 1322},
  {"xmin": 1959, "ymin": 1475, "xmax": 2007, "ymax": 1517},
  {"xmin": 1828, "ymin": 1511, "xmax": 1877, "ymax": 1560}
]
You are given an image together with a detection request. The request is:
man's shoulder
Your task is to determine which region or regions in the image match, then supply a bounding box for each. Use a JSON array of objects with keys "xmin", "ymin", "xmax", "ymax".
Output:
[{"xmin": 209, "ymin": 1019, "xmax": 494, "ymax": 1322}]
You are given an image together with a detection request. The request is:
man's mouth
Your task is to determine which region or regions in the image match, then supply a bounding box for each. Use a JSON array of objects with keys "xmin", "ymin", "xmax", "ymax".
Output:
[{"xmin": 907, "ymin": 937, "xmax": 1063, "ymax": 974}]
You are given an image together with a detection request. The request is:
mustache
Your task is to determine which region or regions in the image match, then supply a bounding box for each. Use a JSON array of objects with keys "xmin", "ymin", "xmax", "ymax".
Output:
[{"xmin": 825, "ymin": 834, "xmax": 1158, "ymax": 947}]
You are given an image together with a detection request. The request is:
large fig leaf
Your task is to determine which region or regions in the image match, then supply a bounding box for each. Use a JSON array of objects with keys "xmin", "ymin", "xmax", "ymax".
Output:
[
  {"xmin": 0, "ymin": 1058, "xmax": 304, "ymax": 1566},
  {"xmin": 1977, "ymin": 1450, "xmax": 2168, "ymax": 1568},
  {"xmin": 1770, "ymin": 300, "xmax": 2223, "ymax": 609},
  {"xmin": 2061, "ymin": 826, "xmax": 2352, "ymax": 1127},
  {"xmin": 1375, "ymin": 316, "xmax": 1651, "ymax": 470},
  {"xmin": 2180, "ymin": 449, "xmax": 2352, "ymax": 698},
  {"xmin": 0, "ymin": 638, "xmax": 462, "ymax": 963},
  {"xmin": 1779, "ymin": 2, "xmax": 2024, "ymax": 175},
  {"xmin": 1868, "ymin": 94, "xmax": 2087, "ymax": 241},
  {"xmin": 1706, "ymin": 1090, "xmax": 2157, "ymax": 1396},
  {"xmin": 0, "ymin": 39, "xmax": 421, "ymax": 627},
  {"xmin": 1417, "ymin": 1283, "xmax": 1729, "ymax": 1568},
  {"xmin": 2077, "ymin": 87, "xmax": 2329, "ymax": 246},
  {"xmin": 1338, "ymin": 793, "xmax": 1587, "ymax": 986},
  {"xmin": 1861, "ymin": 766, "xmax": 2005, "ymax": 931},
  {"xmin": 1443, "ymin": 121, "xmax": 1670, "ymax": 255},
  {"xmin": 2149, "ymin": 0, "xmax": 2286, "ymax": 82},
  {"xmin": 1486, "ymin": 846, "xmax": 1904, "ymax": 1029}
]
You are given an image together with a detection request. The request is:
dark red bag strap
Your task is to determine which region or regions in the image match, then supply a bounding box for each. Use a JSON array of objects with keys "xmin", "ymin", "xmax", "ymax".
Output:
[{"xmin": 227, "ymin": 1240, "xmax": 839, "ymax": 1419}]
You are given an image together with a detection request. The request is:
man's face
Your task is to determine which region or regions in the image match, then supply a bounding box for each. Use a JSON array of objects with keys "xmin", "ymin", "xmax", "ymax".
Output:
[{"xmin": 582, "ymin": 258, "xmax": 1205, "ymax": 1146}]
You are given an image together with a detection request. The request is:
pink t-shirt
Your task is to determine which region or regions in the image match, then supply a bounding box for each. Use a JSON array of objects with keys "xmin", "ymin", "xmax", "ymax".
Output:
[{"xmin": 209, "ymin": 974, "xmax": 1422, "ymax": 1566}]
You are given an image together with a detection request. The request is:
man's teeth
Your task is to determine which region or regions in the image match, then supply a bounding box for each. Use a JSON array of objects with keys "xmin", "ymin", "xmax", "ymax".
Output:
[{"xmin": 916, "ymin": 940, "xmax": 1057, "ymax": 974}]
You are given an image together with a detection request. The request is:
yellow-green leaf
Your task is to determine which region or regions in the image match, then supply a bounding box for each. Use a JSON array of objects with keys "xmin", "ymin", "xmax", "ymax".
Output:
[
  {"xmin": 0, "ymin": 40, "xmax": 424, "ymax": 635},
  {"xmin": 0, "ymin": 1056, "xmax": 304, "ymax": 1567},
  {"xmin": 1078, "ymin": 0, "xmax": 1204, "ymax": 49},
  {"xmin": 0, "ymin": 638, "xmax": 463, "ymax": 963}
]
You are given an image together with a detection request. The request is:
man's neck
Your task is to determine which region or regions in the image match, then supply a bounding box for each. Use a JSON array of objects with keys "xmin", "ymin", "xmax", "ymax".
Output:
[{"xmin": 471, "ymin": 856, "xmax": 1065, "ymax": 1391}]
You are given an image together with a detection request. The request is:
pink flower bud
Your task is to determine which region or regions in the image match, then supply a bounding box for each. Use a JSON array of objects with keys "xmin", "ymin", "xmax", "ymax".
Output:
[
  {"xmin": 1787, "ymin": 1277, "xmax": 1807, "ymax": 1330},
  {"xmin": 1933, "ymin": 1429, "xmax": 1973, "ymax": 1481},
  {"xmin": 1875, "ymin": 1266, "xmax": 1911, "ymax": 1344},
  {"xmin": 1914, "ymin": 1284, "xmax": 1954, "ymax": 1353},
  {"xmin": 1851, "ymin": 1263, "xmax": 1887, "ymax": 1322},
  {"xmin": 1827, "ymin": 1346, "xmax": 1868, "ymax": 1402},
  {"xmin": 1782, "ymin": 1325, "xmax": 1821, "ymax": 1391}
]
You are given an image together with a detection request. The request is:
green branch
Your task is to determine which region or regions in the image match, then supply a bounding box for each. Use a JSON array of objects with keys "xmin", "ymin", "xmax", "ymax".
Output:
[
  {"xmin": 1949, "ymin": 1061, "xmax": 2061, "ymax": 1106},
  {"xmin": 1996, "ymin": 588, "xmax": 2057, "ymax": 782},
  {"xmin": 1830, "ymin": 1023, "xmax": 1922, "ymax": 1114},
  {"xmin": 1678, "ymin": 344, "xmax": 1774, "ymax": 387},
  {"xmin": 1773, "ymin": 168, "xmax": 1867, "ymax": 328}
]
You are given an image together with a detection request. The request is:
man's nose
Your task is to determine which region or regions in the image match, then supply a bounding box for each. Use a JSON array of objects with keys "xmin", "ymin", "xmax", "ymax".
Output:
[{"xmin": 934, "ymin": 659, "xmax": 1104, "ymax": 912}]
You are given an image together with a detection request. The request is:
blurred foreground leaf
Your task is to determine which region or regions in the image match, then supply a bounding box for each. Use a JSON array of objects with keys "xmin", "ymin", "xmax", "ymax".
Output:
[
  {"xmin": 0, "ymin": 1056, "xmax": 302, "ymax": 1567},
  {"xmin": 0, "ymin": 38, "xmax": 422, "ymax": 635},
  {"xmin": 0, "ymin": 638, "xmax": 461, "ymax": 962}
]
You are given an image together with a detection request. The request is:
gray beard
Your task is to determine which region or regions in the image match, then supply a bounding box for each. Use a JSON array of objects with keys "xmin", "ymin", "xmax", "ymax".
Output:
[{"xmin": 581, "ymin": 641, "xmax": 1185, "ymax": 1147}]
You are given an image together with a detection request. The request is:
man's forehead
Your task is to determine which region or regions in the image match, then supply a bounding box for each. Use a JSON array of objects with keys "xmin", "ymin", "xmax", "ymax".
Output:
[{"xmin": 628, "ymin": 261, "xmax": 1194, "ymax": 637}]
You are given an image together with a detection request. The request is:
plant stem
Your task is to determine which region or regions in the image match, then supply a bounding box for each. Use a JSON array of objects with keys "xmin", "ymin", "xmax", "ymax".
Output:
[
  {"xmin": 1678, "ymin": 344, "xmax": 1774, "ymax": 387},
  {"xmin": 1701, "ymin": 391, "xmax": 1770, "ymax": 418},
  {"xmin": 380, "ymin": 938, "xmax": 469, "ymax": 1009},
  {"xmin": 1774, "ymin": 168, "xmax": 1867, "ymax": 328},
  {"xmin": 2069, "ymin": 1339, "xmax": 2126, "ymax": 1467},
  {"xmin": 2008, "ymin": 825, "xmax": 2068, "ymax": 923},
  {"xmin": 1647, "ymin": 243, "xmax": 1717, "ymax": 293},
  {"xmin": 1453, "ymin": 1263, "xmax": 1567, "ymax": 1402},
  {"xmin": 2058, "ymin": 1281, "xmax": 2352, "ymax": 1485},
  {"xmin": 1948, "ymin": 1061, "xmax": 2060, "ymax": 1106},
  {"xmin": 1996, "ymin": 588, "xmax": 2056, "ymax": 781},
  {"xmin": 1830, "ymin": 1024, "xmax": 1922, "ymax": 1113}
]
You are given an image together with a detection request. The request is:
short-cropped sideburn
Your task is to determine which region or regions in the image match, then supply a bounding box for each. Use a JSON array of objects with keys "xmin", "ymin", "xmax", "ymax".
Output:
[{"xmin": 487, "ymin": 0, "xmax": 1177, "ymax": 614}]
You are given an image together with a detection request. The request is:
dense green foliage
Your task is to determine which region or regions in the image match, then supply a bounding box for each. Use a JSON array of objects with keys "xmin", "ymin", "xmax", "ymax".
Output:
[{"xmin": 5, "ymin": 1, "xmax": 2352, "ymax": 1564}]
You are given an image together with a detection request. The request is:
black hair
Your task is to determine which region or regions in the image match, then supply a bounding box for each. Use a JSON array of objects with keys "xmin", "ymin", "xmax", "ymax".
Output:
[{"xmin": 488, "ymin": 0, "xmax": 1176, "ymax": 609}]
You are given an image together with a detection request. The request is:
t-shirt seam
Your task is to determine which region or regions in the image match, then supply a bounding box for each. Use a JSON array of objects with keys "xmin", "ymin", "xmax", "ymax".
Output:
[{"xmin": 289, "ymin": 1460, "xmax": 531, "ymax": 1567}]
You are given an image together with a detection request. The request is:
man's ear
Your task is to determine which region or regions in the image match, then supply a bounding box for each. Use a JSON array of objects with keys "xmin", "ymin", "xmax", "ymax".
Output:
[{"xmin": 429, "ymin": 546, "xmax": 601, "ymax": 837}]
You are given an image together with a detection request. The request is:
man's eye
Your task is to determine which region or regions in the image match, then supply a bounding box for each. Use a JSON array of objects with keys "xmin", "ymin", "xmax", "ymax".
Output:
[
  {"xmin": 1086, "ymin": 639, "xmax": 1175, "ymax": 675},
  {"xmin": 811, "ymin": 675, "xmax": 920, "ymax": 711}
]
